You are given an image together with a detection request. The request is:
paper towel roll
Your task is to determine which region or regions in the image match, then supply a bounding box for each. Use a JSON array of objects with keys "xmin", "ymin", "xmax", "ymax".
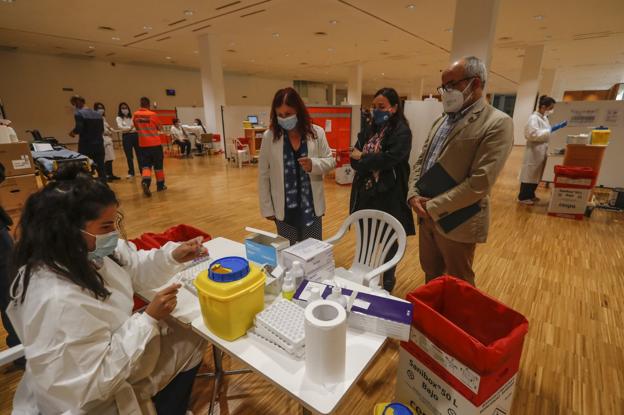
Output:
[{"xmin": 304, "ymin": 299, "xmax": 347, "ymax": 385}]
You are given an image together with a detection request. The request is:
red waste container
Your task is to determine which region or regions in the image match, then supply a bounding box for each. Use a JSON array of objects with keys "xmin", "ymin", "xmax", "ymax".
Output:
[
  {"xmin": 548, "ymin": 165, "xmax": 597, "ymax": 220},
  {"xmin": 403, "ymin": 276, "xmax": 528, "ymax": 407}
]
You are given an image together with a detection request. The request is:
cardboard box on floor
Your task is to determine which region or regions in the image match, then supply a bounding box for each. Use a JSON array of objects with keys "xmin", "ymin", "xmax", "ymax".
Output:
[
  {"xmin": 0, "ymin": 142, "xmax": 35, "ymax": 177},
  {"xmin": 0, "ymin": 174, "xmax": 38, "ymax": 212}
]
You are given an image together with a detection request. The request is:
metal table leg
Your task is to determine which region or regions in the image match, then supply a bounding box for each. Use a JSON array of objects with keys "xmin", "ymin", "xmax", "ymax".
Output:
[{"xmin": 197, "ymin": 346, "xmax": 252, "ymax": 415}]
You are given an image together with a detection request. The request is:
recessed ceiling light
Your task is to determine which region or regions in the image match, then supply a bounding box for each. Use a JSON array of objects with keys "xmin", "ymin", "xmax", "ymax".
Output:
[
  {"xmin": 314, "ymin": 31, "xmax": 328, "ymax": 37},
  {"xmin": 327, "ymin": 47, "xmax": 335, "ymax": 52},
  {"xmin": 143, "ymin": 25, "xmax": 153, "ymax": 30},
  {"xmin": 250, "ymin": 59, "xmax": 255, "ymax": 62},
  {"xmin": 88, "ymin": 45, "xmax": 95, "ymax": 49},
  {"xmin": 193, "ymin": 50, "xmax": 198, "ymax": 54},
  {"xmin": 226, "ymin": 49, "xmax": 237, "ymax": 53},
  {"xmin": 165, "ymin": 56, "xmax": 172, "ymax": 60},
  {"xmin": 184, "ymin": 9, "xmax": 194, "ymax": 16},
  {"xmin": 533, "ymin": 15, "xmax": 544, "ymax": 20},
  {"xmin": 111, "ymin": 36, "xmax": 120, "ymax": 41},
  {"xmin": 444, "ymin": 28, "xmax": 453, "ymax": 32},
  {"xmin": 406, "ymin": 4, "xmax": 416, "ymax": 10},
  {"xmin": 272, "ymin": 32, "xmax": 280, "ymax": 38},
  {"xmin": 498, "ymin": 36, "xmax": 512, "ymax": 41},
  {"xmin": 381, "ymin": 72, "xmax": 385, "ymax": 76},
  {"xmin": 329, "ymin": 20, "xmax": 338, "ymax": 25},
  {"xmin": 1, "ymin": 0, "xmax": 16, "ymax": 3}
]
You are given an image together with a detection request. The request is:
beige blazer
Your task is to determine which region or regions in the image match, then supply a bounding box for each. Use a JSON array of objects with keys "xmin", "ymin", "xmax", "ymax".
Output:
[
  {"xmin": 407, "ymin": 98, "xmax": 513, "ymax": 243},
  {"xmin": 258, "ymin": 124, "xmax": 336, "ymax": 221}
]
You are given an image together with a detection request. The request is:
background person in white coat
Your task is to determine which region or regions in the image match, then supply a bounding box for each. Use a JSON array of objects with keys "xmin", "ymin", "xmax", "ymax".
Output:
[
  {"xmin": 94, "ymin": 102, "xmax": 121, "ymax": 181},
  {"xmin": 518, "ymin": 95, "xmax": 568, "ymax": 205},
  {"xmin": 7, "ymin": 166, "xmax": 207, "ymax": 415},
  {"xmin": 258, "ymin": 87, "xmax": 336, "ymax": 246}
]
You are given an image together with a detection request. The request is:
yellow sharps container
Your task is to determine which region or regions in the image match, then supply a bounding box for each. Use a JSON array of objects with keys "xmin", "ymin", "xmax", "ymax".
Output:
[{"xmin": 194, "ymin": 256, "xmax": 265, "ymax": 341}]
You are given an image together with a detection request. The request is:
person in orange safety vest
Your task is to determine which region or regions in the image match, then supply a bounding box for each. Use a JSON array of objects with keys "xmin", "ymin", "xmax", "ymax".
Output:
[{"xmin": 133, "ymin": 97, "xmax": 165, "ymax": 197}]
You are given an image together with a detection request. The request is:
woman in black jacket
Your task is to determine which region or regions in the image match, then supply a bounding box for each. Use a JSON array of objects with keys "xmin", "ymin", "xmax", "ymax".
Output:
[{"xmin": 350, "ymin": 87, "xmax": 415, "ymax": 292}]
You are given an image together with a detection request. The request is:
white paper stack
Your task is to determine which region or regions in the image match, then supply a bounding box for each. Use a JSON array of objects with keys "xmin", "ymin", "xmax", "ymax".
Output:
[
  {"xmin": 249, "ymin": 299, "xmax": 306, "ymax": 359},
  {"xmin": 282, "ymin": 238, "xmax": 335, "ymax": 282}
]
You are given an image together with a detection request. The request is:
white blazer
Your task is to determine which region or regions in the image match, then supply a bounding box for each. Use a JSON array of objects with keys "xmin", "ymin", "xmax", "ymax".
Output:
[
  {"xmin": 258, "ymin": 124, "xmax": 336, "ymax": 221},
  {"xmin": 520, "ymin": 111, "xmax": 551, "ymax": 184}
]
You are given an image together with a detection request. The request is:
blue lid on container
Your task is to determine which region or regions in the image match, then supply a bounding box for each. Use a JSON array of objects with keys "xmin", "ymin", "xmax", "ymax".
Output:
[
  {"xmin": 208, "ymin": 256, "xmax": 250, "ymax": 283},
  {"xmin": 382, "ymin": 403, "xmax": 413, "ymax": 415}
]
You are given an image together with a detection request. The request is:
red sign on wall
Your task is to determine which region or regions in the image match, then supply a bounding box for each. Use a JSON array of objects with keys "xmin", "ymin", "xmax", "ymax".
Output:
[{"xmin": 308, "ymin": 106, "xmax": 352, "ymax": 151}]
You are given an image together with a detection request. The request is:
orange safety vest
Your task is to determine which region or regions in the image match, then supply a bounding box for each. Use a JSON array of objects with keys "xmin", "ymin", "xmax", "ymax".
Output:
[{"xmin": 133, "ymin": 108, "xmax": 162, "ymax": 148}]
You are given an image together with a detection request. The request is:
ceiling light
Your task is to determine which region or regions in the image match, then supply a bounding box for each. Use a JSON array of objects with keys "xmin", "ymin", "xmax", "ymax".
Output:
[
  {"xmin": 184, "ymin": 9, "xmax": 194, "ymax": 16},
  {"xmin": 444, "ymin": 28, "xmax": 453, "ymax": 32},
  {"xmin": 381, "ymin": 72, "xmax": 385, "ymax": 76},
  {"xmin": 314, "ymin": 31, "xmax": 328, "ymax": 37},
  {"xmin": 165, "ymin": 56, "xmax": 172, "ymax": 60},
  {"xmin": 250, "ymin": 59, "xmax": 255, "ymax": 62},
  {"xmin": 1, "ymin": 0, "xmax": 16, "ymax": 3},
  {"xmin": 193, "ymin": 50, "xmax": 198, "ymax": 54},
  {"xmin": 272, "ymin": 32, "xmax": 280, "ymax": 38},
  {"xmin": 111, "ymin": 36, "xmax": 120, "ymax": 41},
  {"xmin": 143, "ymin": 25, "xmax": 153, "ymax": 30},
  {"xmin": 88, "ymin": 45, "xmax": 95, "ymax": 49},
  {"xmin": 327, "ymin": 47, "xmax": 335, "ymax": 52},
  {"xmin": 329, "ymin": 20, "xmax": 338, "ymax": 25},
  {"xmin": 226, "ymin": 49, "xmax": 237, "ymax": 53},
  {"xmin": 498, "ymin": 36, "xmax": 512, "ymax": 41},
  {"xmin": 533, "ymin": 15, "xmax": 544, "ymax": 20},
  {"xmin": 406, "ymin": 4, "xmax": 416, "ymax": 10},
  {"xmin": 285, "ymin": 53, "xmax": 290, "ymax": 57}
]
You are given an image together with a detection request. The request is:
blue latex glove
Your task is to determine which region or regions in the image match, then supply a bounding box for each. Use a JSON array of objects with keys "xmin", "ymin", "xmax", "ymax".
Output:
[{"xmin": 551, "ymin": 120, "xmax": 568, "ymax": 132}]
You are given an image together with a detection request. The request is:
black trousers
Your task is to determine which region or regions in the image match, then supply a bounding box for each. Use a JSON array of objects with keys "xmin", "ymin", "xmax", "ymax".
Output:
[
  {"xmin": 174, "ymin": 139, "xmax": 191, "ymax": 156},
  {"xmin": 152, "ymin": 364, "xmax": 200, "ymax": 415},
  {"xmin": 275, "ymin": 217, "xmax": 322, "ymax": 247},
  {"xmin": 79, "ymin": 143, "xmax": 106, "ymax": 182},
  {"xmin": 141, "ymin": 146, "xmax": 165, "ymax": 189},
  {"xmin": 382, "ymin": 242, "xmax": 399, "ymax": 292},
  {"xmin": 0, "ymin": 226, "xmax": 20, "ymax": 349},
  {"xmin": 122, "ymin": 132, "xmax": 141, "ymax": 176},
  {"xmin": 518, "ymin": 182, "xmax": 539, "ymax": 201}
]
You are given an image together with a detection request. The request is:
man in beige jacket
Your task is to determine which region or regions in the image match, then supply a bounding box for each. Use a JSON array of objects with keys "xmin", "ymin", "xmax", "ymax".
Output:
[{"xmin": 407, "ymin": 56, "xmax": 513, "ymax": 286}]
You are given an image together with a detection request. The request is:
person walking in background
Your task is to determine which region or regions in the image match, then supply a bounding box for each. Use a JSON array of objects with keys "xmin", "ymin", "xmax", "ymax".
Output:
[
  {"xmin": 133, "ymin": 97, "xmax": 165, "ymax": 197},
  {"xmin": 408, "ymin": 56, "xmax": 513, "ymax": 286},
  {"xmin": 116, "ymin": 102, "xmax": 140, "ymax": 179},
  {"xmin": 258, "ymin": 87, "xmax": 335, "ymax": 246},
  {"xmin": 170, "ymin": 118, "xmax": 192, "ymax": 158},
  {"xmin": 93, "ymin": 102, "xmax": 120, "ymax": 181},
  {"xmin": 349, "ymin": 87, "xmax": 415, "ymax": 292},
  {"xmin": 518, "ymin": 95, "xmax": 568, "ymax": 205},
  {"xmin": 69, "ymin": 95, "xmax": 106, "ymax": 182}
]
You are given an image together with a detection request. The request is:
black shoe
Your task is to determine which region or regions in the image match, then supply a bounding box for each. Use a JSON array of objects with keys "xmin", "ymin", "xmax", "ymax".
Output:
[
  {"xmin": 111, "ymin": 175, "xmax": 121, "ymax": 180},
  {"xmin": 157, "ymin": 185, "xmax": 167, "ymax": 192},
  {"xmin": 142, "ymin": 182, "xmax": 152, "ymax": 197}
]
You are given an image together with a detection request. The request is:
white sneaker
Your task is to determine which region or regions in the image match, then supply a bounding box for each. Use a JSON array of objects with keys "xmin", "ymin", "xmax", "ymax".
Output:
[
  {"xmin": 518, "ymin": 199, "xmax": 534, "ymax": 205},
  {"xmin": 126, "ymin": 174, "xmax": 134, "ymax": 179}
]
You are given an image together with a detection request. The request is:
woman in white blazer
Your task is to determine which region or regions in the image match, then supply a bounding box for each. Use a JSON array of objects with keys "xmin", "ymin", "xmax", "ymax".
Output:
[
  {"xmin": 518, "ymin": 95, "xmax": 567, "ymax": 204},
  {"xmin": 258, "ymin": 87, "xmax": 335, "ymax": 245}
]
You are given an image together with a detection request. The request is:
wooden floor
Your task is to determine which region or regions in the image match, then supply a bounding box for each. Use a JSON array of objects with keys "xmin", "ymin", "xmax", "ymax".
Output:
[{"xmin": 1, "ymin": 146, "xmax": 623, "ymax": 414}]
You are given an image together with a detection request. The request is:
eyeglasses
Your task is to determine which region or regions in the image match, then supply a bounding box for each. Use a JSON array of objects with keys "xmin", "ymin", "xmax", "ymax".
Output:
[{"xmin": 437, "ymin": 77, "xmax": 476, "ymax": 95}]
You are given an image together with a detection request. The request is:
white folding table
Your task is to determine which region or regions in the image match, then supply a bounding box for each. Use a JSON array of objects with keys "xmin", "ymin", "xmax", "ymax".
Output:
[{"xmin": 140, "ymin": 237, "xmax": 387, "ymax": 415}]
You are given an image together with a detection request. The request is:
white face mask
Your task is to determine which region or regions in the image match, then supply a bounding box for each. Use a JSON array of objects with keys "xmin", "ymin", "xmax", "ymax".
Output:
[
  {"xmin": 121, "ymin": 108, "xmax": 129, "ymax": 115},
  {"xmin": 442, "ymin": 78, "xmax": 475, "ymax": 114},
  {"xmin": 96, "ymin": 108, "xmax": 105, "ymax": 115},
  {"xmin": 545, "ymin": 109, "xmax": 554, "ymax": 116}
]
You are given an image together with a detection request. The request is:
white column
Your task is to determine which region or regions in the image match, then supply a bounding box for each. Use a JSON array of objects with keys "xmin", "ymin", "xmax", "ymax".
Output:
[
  {"xmin": 198, "ymin": 34, "xmax": 225, "ymax": 148},
  {"xmin": 347, "ymin": 64, "xmax": 362, "ymax": 105},
  {"xmin": 449, "ymin": 0, "xmax": 500, "ymax": 70},
  {"xmin": 550, "ymin": 70, "xmax": 566, "ymax": 101},
  {"xmin": 512, "ymin": 45, "xmax": 545, "ymax": 145},
  {"xmin": 408, "ymin": 78, "xmax": 425, "ymax": 100},
  {"xmin": 331, "ymin": 83, "xmax": 337, "ymax": 105},
  {"xmin": 539, "ymin": 68, "xmax": 556, "ymax": 97}
]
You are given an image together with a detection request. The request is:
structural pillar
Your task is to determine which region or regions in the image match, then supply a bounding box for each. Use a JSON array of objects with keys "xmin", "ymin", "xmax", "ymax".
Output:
[
  {"xmin": 512, "ymin": 45, "xmax": 545, "ymax": 145},
  {"xmin": 198, "ymin": 34, "xmax": 226, "ymax": 149},
  {"xmin": 449, "ymin": 0, "xmax": 500, "ymax": 70},
  {"xmin": 347, "ymin": 64, "xmax": 362, "ymax": 105},
  {"xmin": 539, "ymin": 68, "xmax": 556, "ymax": 98}
]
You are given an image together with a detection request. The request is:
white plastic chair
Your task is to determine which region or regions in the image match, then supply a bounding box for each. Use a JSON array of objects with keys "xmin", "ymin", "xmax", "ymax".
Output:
[
  {"xmin": 324, "ymin": 209, "xmax": 406, "ymax": 288},
  {"xmin": 234, "ymin": 139, "xmax": 251, "ymax": 168}
]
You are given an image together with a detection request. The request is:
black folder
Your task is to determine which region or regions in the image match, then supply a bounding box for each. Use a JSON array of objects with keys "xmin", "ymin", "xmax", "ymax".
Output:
[{"xmin": 415, "ymin": 163, "xmax": 481, "ymax": 233}]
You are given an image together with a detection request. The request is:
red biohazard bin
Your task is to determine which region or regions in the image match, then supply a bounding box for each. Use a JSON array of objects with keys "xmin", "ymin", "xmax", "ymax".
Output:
[
  {"xmin": 404, "ymin": 276, "xmax": 528, "ymax": 407},
  {"xmin": 548, "ymin": 165, "xmax": 597, "ymax": 220},
  {"xmin": 335, "ymin": 148, "xmax": 351, "ymax": 167}
]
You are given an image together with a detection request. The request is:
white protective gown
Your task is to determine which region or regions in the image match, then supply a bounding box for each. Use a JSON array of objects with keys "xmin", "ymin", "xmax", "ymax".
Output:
[
  {"xmin": 7, "ymin": 241, "xmax": 206, "ymax": 415},
  {"xmin": 519, "ymin": 111, "xmax": 551, "ymax": 184},
  {"xmin": 103, "ymin": 118, "xmax": 116, "ymax": 162}
]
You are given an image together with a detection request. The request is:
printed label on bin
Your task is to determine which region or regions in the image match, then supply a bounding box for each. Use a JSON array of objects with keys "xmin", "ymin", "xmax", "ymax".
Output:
[
  {"xmin": 555, "ymin": 177, "xmax": 592, "ymax": 186},
  {"xmin": 12, "ymin": 156, "xmax": 31, "ymax": 170},
  {"xmin": 396, "ymin": 347, "xmax": 517, "ymax": 415},
  {"xmin": 410, "ymin": 328, "xmax": 481, "ymax": 394}
]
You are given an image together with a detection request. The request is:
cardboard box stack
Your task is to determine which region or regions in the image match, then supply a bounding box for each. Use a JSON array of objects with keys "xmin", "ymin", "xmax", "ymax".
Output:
[{"xmin": 0, "ymin": 142, "xmax": 37, "ymax": 213}]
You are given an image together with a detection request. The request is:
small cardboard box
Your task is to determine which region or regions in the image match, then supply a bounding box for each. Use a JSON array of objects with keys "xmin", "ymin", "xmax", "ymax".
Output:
[
  {"xmin": 0, "ymin": 174, "xmax": 38, "ymax": 211},
  {"xmin": 0, "ymin": 142, "xmax": 35, "ymax": 177},
  {"xmin": 282, "ymin": 238, "xmax": 335, "ymax": 281},
  {"xmin": 395, "ymin": 343, "xmax": 517, "ymax": 415},
  {"xmin": 245, "ymin": 231, "xmax": 290, "ymax": 268}
]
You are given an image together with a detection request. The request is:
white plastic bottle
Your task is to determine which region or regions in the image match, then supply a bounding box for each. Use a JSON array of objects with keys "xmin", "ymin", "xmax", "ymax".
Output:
[
  {"xmin": 307, "ymin": 287, "xmax": 321, "ymax": 304},
  {"xmin": 281, "ymin": 271, "xmax": 295, "ymax": 301},
  {"xmin": 327, "ymin": 285, "xmax": 347, "ymax": 308},
  {"xmin": 290, "ymin": 261, "xmax": 305, "ymax": 287}
]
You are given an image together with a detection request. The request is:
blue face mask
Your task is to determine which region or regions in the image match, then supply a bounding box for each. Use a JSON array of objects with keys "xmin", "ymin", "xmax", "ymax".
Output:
[
  {"xmin": 82, "ymin": 230, "xmax": 119, "ymax": 261},
  {"xmin": 277, "ymin": 114, "xmax": 298, "ymax": 131},
  {"xmin": 372, "ymin": 109, "xmax": 391, "ymax": 126}
]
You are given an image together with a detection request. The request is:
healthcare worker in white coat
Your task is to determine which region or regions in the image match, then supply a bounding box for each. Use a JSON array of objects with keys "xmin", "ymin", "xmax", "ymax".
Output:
[
  {"xmin": 7, "ymin": 166, "xmax": 207, "ymax": 415},
  {"xmin": 518, "ymin": 95, "xmax": 567, "ymax": 204},
  {"xmin": 94, "ymin": 102, "xmax": 121, "ymax": 181}
]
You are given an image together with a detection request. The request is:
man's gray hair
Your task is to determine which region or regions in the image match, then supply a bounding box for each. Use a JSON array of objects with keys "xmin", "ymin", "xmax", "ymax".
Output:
[{"xmin": 463, "ymin": 56, "xmax": 487, "ymax": 86}]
